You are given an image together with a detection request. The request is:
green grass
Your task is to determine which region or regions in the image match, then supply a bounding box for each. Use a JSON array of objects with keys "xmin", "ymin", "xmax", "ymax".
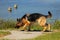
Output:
[
  {"xmin": 52, "ymin": 20, "xmax": 60, "ymax": 30},
  {"xmin": 0, "ymin": 18, "xmax": 16, "ymax": 30},
  {"xmin": 1, "ymin": 31, "xmax": 60, "ymax": 40},
  {"xmin": 24, "ymin": 31, "xmax": 60, "ymax": 40},
  {"xmin": 25, "ymin": 20, "xmax": 60, "ymax": 40},
  {"xmin": 0, "ymin": 31, "xmax": 11, "ymax": 37},
  {"xmin": 0, "ymin": 19, "xmax": 60, "ymax": 40},
  {"xmin": 29, "ymin": 23, "xmax": 43, "ymax": 31},
  {"xmin": 0, "ymin": 18, "xmax": 60, "ymax": 31},
  {"xmin": 0, "ymin": 18, "xmax": 60, "ymax": 30}
]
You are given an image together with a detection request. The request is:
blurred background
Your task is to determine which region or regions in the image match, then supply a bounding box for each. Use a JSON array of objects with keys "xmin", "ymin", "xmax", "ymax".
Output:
[
  {"xmin": 0, "ymin": 0, "xmax": 60, "ymax": 30},
  {"xmin": 0, "ymin": 0, "xmax": 60, "ymax": 20}
]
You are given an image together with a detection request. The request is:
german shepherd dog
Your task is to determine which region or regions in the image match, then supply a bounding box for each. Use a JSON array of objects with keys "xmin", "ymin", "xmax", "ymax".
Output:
[{"xmin": 15, "ymin": 11, "xmax": 52, "ymax": 32}]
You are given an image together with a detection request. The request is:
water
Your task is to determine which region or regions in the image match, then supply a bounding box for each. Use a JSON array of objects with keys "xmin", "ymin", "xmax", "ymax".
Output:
[{"xmin": 0, "ymin": 0, "xmax": 60, "ymax": 20}]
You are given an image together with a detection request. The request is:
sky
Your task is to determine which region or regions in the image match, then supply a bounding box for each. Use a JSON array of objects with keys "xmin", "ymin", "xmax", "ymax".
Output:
[{"xmin": 0, "ymin": 0, "xmax": 60, "ymax": 20}]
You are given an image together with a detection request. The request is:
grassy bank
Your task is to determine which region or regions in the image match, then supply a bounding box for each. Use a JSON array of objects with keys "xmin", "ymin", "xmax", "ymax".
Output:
[
  {"xmin": 0, "ymin": 31, "xmax": 11, "ymax": 37},
  {"xmin": 0, "ymin": 18, "xmax": 16, "ymax": 30},
  {"xmin": 25, "ymin": 20, "xmax": 60, "ymax": 40},
  {"xmin": 0, "ymin": 18, "xmax": 60, "ymax": 30},
  {"xmin": 0, "ymin": 18, "xmax": 60, "ymax": 40},
  {"xmin": 52, "ymin": 20, "xmax": 60, "ymax": 30},
  {"xmin": 29, "ymin": 31, "xmax": 60, "ymax": 40}
]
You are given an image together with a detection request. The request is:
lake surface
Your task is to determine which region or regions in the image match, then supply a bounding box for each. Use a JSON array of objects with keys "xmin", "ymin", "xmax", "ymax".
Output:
[{"xmin": 0, "ymin": 0, "xmax": 60, "ymax": 20}]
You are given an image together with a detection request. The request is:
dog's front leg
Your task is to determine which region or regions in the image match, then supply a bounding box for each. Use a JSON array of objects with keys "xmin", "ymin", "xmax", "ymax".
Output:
[{"xmin": 22, "ymin": 24, "xmax": 27, "ymax": 31}]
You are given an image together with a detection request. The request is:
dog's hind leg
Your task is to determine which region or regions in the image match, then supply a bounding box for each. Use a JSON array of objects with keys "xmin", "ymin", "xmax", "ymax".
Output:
[
  {"xmin": 42, "ymin": 26, "xmax": 47, "ymax": 32},
  {"xmin": 42, "ymin": 23, "xmax": 51, "ymax": 32},
  {"xmin": 37, "ymin": 16, "xmax": 46, "ymax": 26},
  {"xmin": 37, "ymin": 16, "xmax": 47, "ymax": 31},
  {"xmin": 46, "ymin": 24, "xmax": 51, "ymax": 31}
]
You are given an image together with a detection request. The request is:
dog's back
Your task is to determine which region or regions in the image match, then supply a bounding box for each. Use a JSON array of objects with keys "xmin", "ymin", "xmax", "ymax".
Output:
[
  {"xmin": 25, "ymin": 11, "xmax": 52, "ymax": 22},
  {"xmin": 27, "ymin": 13, "xmax": 45, "ymax": 22},
  {"xmin": 20, "ymin": 11, "xmax": 52, "ymax": 22}
]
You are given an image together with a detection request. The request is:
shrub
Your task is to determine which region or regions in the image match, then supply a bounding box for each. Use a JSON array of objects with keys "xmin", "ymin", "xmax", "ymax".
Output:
[
  {"xmin": 52, "ymin": 20, "xmax": 60, "ymax": 29},
  {"xmin": 0, "ymin": 19, "xmax": 16, "ymax": 30}
]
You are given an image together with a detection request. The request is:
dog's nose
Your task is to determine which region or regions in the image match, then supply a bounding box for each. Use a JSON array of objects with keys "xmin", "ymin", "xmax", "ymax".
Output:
[{"xmin": 15, "ymin": 25, "xmax": 20, "ymax": 29}]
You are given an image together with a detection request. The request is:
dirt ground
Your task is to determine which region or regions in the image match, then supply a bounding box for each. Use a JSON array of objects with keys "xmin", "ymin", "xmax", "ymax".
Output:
[{"xmin": 0, "ymin": 30, "xmax": 43, "ymax": 40}]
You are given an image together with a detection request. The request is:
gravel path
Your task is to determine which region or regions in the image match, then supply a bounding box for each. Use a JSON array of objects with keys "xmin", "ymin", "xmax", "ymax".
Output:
[{"xmin": 1, "ymin": 30, "xmax": 42, "ymax": 40}]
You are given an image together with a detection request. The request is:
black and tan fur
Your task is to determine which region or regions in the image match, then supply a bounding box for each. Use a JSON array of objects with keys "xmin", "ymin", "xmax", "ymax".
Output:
[{"xmin": 16, "ymin": 11, "xmax": 52, "ymax": 31}]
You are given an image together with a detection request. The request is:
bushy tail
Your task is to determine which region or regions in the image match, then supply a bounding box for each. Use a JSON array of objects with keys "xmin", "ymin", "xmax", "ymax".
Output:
[{"xmin": 48, "ymin": 11, "xmax": 52, "ymax": 18}]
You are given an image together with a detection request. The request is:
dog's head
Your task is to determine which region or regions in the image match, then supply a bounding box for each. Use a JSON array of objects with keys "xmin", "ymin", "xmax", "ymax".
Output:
[{"xmin": 15, "ymin": 18, "xmax": 24, "ymax": 28}]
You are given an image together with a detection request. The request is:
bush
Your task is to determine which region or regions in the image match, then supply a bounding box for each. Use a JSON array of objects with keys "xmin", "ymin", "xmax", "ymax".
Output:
[
  {"xmin": 0, "ymin": 19, "xmax": 16, "ymax": 30},
  {"xmin": 52, "ymin": 20, "xmax": 60, "ymax": 29},
  {"xmin": 0, "ymin": 18, "xmax": 60, "ymax": 30}
]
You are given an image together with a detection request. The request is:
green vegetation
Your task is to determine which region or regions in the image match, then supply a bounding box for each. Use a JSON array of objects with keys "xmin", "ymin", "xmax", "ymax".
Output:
[
  {"xmin": 0, "ymin": 18, "xmax": 60, "ymax": 40},
  {"xmin": 29, "ymin": 23, "xmax": 43, "ymax": 31},
  {"xmin": 25, "ymin": 20, "xmax": 60, "ymax": 40},
  {"xmin": 25, "ymin": 19, "xmax": 60, "ymax": 40},
  {"xmin": 0, "ymin": 31, "xmax": 11, "ymax": 37},
  {"xmin": 52, "ymin": 20, "xmax": 60, "ymax": 30},
  {"xmin": 29, "ymin": 19, "xmax": 60, "ymax": 31},
  {"xmin": 29, "ymin": 31, "xmax": 60, "ymax": 40},
  {"xmin": 0, "ymin": 18, "xmax": 60, "ymax": 30},
  {"xmin": 0, "ymin": 18, "xmax": 16, "ymax": 30}
]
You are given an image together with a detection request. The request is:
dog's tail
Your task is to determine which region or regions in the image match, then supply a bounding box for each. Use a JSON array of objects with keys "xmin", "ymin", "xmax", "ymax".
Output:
[{"xmin": 47, "ymin": 11, "xmax": 52, "ymax": 18}]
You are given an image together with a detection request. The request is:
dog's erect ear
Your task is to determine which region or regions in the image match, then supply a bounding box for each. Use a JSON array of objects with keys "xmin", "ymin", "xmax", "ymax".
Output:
[
  {"xmin": 17, "ymin": 18, "xmax": 19, "ymax": 21},
  {"xmin": 17, "ymin": 18, "xmax": 21, "ymax": 22},
  {"xmin": 17, "ymin": 18, "xmax": 18, "ymax": 21}
]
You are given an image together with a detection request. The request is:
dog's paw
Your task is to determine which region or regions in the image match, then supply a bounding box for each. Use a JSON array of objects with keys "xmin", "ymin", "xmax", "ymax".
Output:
[
  {"xmin": 20, "ymin": 30, "xmax": 25, "ymax": 31},
  {"xmin": 44, "ymin": 30, "xmax": 52, "ymax": 32}
]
